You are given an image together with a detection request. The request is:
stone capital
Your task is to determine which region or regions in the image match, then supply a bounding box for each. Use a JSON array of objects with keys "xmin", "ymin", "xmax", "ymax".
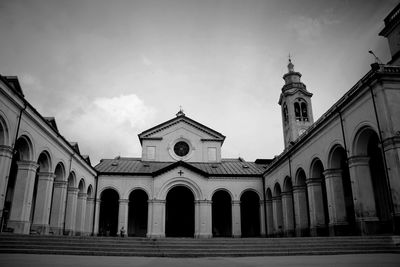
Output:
[
  {"xmin": 0, "ymin": 145, "xmax": 13, "ymax": 158},
  {"xmin": 86, "ymin": 197, "xmax": 95, "ymax": 202},
  {"xmin": 53, "ymin": 180, "xmax": 68, "ymax": 188},
  {"xmin": 149, "ymin": 199, "xmax": 166, "ymax": 204},
  {"xmin": 265, "ymin": 199, "xmax": 272, "ymax": 204},
  {"xmin": 323, "ymin": 168, "xmax": 342, "ymax": 178},
  {"xmin": 272, "ymin": 196, "xmax": 281, "ymax": 201},
  {"xmin": 37, "ymin": 172, "xmax": 56, "ymax": 181},
  {"xmin": 348, "ymin": 156, "xmax": 370, "ymax": 167},
  {"xmin": 231, "ymin": 200, "xmax": 241, "ymax": 205},
  {"xmin": 67, "ymin": 187, "xmax": 79, "ymax": 194},
  {"xmin": 195, "ymin": 200, "xmax": 212, "ymax": 205},
  {"xmin": 119, "ymin": 199, "xmax": 129, "ymax": 204},
  {"xmin": 306, "ymin": 177, "xmax": 322, "ymax": 185},
  {"xmin": 17, "ymin": 160, "xmax": 39, "ymax": 171},
  {"xmin": 78, "ymin": 192, "xmax": 88, "ymax": 199},
  {"xmin": 281, "ymin": 191, "xmax": 293, "ymax": 197},
  {"xmin": 292, "ymin": 185, "xmax": 307, "ymax": 193}
]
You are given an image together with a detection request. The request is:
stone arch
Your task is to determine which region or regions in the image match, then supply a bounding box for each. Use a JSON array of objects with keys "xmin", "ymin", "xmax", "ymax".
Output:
[
  {"xmin": 0, "ymin": 113, "xmax": 10, "ymax": 146},
  {"xmin": 87, "ymin": 185, "xmax": 93, "ymax": 198},
  {"xmin": 165, "ymin": 185, "xmax": 195, "ymax": 237},
  {"xmin": 78, "ymin": 178, "xmax": 86, "ymax": 193},
  {"xmin": 273, "ymin": 182, "xmax": 282, "ymax": 197},
  {"xmin": 128, "ymin": 189, "xmax": 149, "ymax": 237},
  {"xmin": 272, "ymin": 182, "xmax": 283, "ymax": 236},
  {"xmin": 240, "ymin": 190, "xmax": 261, "ymax": 237},
  {"xmin": 126, "ymin": 186, "xmax": 151, "ymax": 200},
  {"xmin": 67, "ymin": 172, "xmax": 76, "ymax": 188},
  {"xmin": 212, "ymin": 189, "xmax": 232, "ymax": 237},
  {"xmin": 351, "ymin": 126, "xmax": 392, "ymax": 229},
  {"xmin": 294, "ymin": 168, "xmax": 307, "ymax": 187},
  {"xmin": 210, "ymin": 187, "xmax": 234, "ymax": 201},
  {"xmin": 327, "ymin": 144, "xmax": 355, "ymax": 231},
  {"xmin": 266, "ymin": 188, "xmax": 273, "ymax": 200},
  {"xmin": 37, "ymin": 150, "xmax": 52, "ymax": 172},
  {"xmin": 350, "ymin": 123, "xmax": 378, "ymax": 156},
  {"xmin": 283, "ymin": 176, "xmax": 293, "ymax": 193},
  {"xmin": 54, "ymin": 162, "xmax": 65, "ymax": 181},
  {"xmin": 309, "ymin": 157, "xmax": 329, "ymax": 234},
  {"xmin": 239, "ymin": 188, "xmax": 262, "ymax": 200},
  {"xmin": 99, "ymin": 188, "xmax": 120, "ymax": 236},
  {"xmin": 99, "ymin": 186, "xmax": 121, "ymax": 199},
  {"xmin": 157, "ymin": 177, "xmax": 203, "ymax": 200},
  {"xmin": 14, "ymin": 135, "xmax": 34, "ymax": 161}
]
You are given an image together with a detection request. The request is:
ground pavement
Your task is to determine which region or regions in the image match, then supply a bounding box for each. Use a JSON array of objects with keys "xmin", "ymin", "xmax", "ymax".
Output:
[{"xmin": 1, "ymin": 253, "xmax": 400, "ymax": 267}]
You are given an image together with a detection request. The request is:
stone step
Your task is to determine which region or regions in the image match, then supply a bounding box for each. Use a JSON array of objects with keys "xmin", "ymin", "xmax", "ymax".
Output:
[{"xmin": 0, "ymin": 235, "xmax": 398, "ymax": 257}]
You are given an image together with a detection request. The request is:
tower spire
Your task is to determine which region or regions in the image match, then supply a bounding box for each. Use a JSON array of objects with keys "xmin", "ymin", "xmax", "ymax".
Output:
[{"xmin": 288, "ymin": 53, "xmax": 295, "ymax": 72}]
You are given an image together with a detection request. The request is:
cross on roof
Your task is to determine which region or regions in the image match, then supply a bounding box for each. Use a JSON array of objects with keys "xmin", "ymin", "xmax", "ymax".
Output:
[{"xmin": 178, "ymin": 170, "xmax": 184, "ymax": 176}]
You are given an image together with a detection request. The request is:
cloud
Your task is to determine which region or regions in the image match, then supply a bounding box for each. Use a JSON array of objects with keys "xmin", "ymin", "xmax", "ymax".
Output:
[
  {"xmin": 287, "ymin": 16, "xmax": 323, "ymax": 44},
  {"xmin": 60, "ymin": 94, "xmax": 156, "ymax": 165}
]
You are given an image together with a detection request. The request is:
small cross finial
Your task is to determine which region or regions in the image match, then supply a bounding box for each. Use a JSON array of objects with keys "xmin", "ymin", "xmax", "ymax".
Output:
[
  {"xmin": 178, "ymin": 170, "xmax": 184, "ymax": 176},
  {"xmin": 176, "ymin": 106, "xmax": 185, "ymax": 117},
  {"xmin": 288, "ymin": 53, "xmax": 291, "ymax": 63},
  {"xmin": 287, "ymin": 53, "xmax": 294, "ymax": 72}
]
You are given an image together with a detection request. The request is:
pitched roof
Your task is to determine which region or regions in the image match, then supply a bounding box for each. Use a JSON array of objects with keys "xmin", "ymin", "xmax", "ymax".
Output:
[
  {"xmin": 138, "ymin": 113, "xmax": 226, "ymax": 145},
  {"xmin": 95, "ymin": 157, "xmax": 265, "ymax": 177}
]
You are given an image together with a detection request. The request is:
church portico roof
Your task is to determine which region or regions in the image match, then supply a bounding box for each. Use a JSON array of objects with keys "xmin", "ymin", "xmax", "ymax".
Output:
[{"xmin": 95, "ymin": 157, "xmax": 264, "ymax": 177}]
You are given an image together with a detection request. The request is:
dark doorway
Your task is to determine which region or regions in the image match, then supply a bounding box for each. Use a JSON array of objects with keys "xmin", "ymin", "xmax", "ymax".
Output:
[
  {"xmin": 212, "ymin": 190, "xmax": 232, "ymax": 237},
  {"xmin": 99, "ymin": 189, "xmax": 119, "ymax": 236},
  {"xmin": 128, "ymin": 189, "xmax": 148, "ymax": 237},
  {"xmin": 241, "ymin": 191, "xmax": 260, "ymax": 237},
  {"xmin": 166, "ymin": 186, "xmax": 194, "ymax": 237}
]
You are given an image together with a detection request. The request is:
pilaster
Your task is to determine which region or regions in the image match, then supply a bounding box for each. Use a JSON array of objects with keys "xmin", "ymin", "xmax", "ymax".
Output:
[
  {"xmin": 281, "ymin": 191, "xmax": 295, "ymax": 237},
  {"xmin": 306, "ymin": 178, "xmax": 328, "ymax": 236},
  {"xmin": 84, "ymin": 197, "xmax": 94, "ymax": 235},
  {"xmin": 272, "ymin": 196, "xmax": 283, "ymax": 237},
  {"xmin": 195, "ymin": 200, "xmax": 212, "ymax": 238},
  {"xmin": 7, "ymin": 160, "xmax": 39, "ymax": 234},
  {"xmin": 0, "ymin": 145, "xmax": 13, "ymax": 225},
  {"xmin": 293, "ymin": 185, "xmax": 309, "ymax": 236},
  {"xmin": 265, "ymin": 199, "xmax": 274, "ymax": 237},
  {"xmin": 49, "ymin": 180, "xmax": 67, "ymax": 235},
  {"xmin": 31, "ymin": 172, "xmax": 56, "ymax": 235},
  {"xmin": 147, "ymin": 199, "xmax": 165, "ymax": 238},
  {"xmin": 118, "ymin": 199, "xmax": 129, "ymax": 237},
  {"xmin": 231, "ymin": 200, "xmax": 241, "ymax": 238},
  {"xmin": 64, "ymin": 187, "xmax": 78, "ymax": 235},
  {"xmin": 75, "ymin": 192, "xmax": 87, "ymax": 236}
]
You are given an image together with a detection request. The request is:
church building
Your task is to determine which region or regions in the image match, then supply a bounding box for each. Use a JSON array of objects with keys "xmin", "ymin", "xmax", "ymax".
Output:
[{"xmin": 0, "ymin": 3, "xmax": 400, "ymax": 238}]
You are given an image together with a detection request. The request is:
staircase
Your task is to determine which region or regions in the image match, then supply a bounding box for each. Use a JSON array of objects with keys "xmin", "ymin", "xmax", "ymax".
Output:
[{"xmin": 0, "ymin": 234, "xmax": 399, "ymax": 257}]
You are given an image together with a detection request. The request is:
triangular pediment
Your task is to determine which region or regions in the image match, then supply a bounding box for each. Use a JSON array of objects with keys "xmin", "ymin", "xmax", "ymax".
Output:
[{"xmin": 138, "ymin": 114, "xmax": 225, "ymax": 145}]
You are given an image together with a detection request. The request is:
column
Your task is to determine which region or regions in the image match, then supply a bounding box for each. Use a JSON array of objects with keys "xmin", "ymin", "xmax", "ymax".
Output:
[
  {"xmin": 293, "ymin": 185, "xmax": 309, "ymax": 236},
  {"xmin": 307, "ymin": 178, "xmax": 327, "ymax": 236},
  {"xmin": 147, "ymin": 199, "xmax": 165, "ymax": 238},
  {"xmin": 281, "ymin": 191, "xmax": 295, "ymax": 236},
  {"xmin": 84, "ymin": 197, "xmax": 94, "ymax": 235},
  {"xmin": 75, "ymin": 192, "xmax": 87, "ymax": 236},
  {"xmin": 0, "ymin": 145, "xmax": 13, "ymax": 226},
  {"xmin": 31, "ymin": 172, "xmax": 55, "ymax": 234},
  {"xmin": 383, "ymin": 136, "xmax": 400, "ymax": 234},
  {"xmin": 348, "ymin": 156, "xmax": 379, "ymax": 234},
  {"xmin": 195, "ymin": 200, "xmax": 212, "ymax": 238},
  {"xmin": 259, "ymin": 200, "xmax": 266, "ymax": 237},
  {"xmin": 272, "ymin": 196, "xmax": 283, "ymax": 236},
  {"xmin": 231, "ymin": 200, "xmax": 241, "ymax": 237},
  {"xmin": 64, "ymin": 187, "xmax": 78, "ymax": 235},
  {"xmin": 324, "ymin": 169, "xmax": 348, "ymax": 235},
  {"xmin": 265, "ymin": 199, "xmax": 274, "ymax": 237},
  {"xmin": 49, "ymin": 180, "xmax": 67, "ymax": 235},
  {"xmin": 7, "ymin": 160, "xmax": 38, "ymax": 234},
  {"xmin": 93, "ymin": 199, "xmax": 101, "ymax": 235},
  {"xmin": 117, "ymin": 199, "xmax": 128, "ymax": 237}
]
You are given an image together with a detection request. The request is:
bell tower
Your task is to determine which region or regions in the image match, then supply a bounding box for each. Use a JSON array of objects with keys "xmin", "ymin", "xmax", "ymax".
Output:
[{"xmin": 278, "ymin": 58, "xmax": 314, "ymax": 148}]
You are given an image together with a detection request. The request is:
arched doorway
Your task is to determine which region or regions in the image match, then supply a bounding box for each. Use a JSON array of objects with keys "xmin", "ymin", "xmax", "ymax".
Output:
[
  {"xmin": 99, "ymin": 189, "xmax": 119, "ymax": 236},
  {"xmin": 212, "ymin": 190, "xmax": 232, "ymax": 237},
  {"xmin": 354, "ymin": 128, "xmax": 392, "ymax": 232},
  {"xmin": 240, "ymin": 190, "xmax": 260, "ymax": 237},
  {"xmin": 128, "ymin": 189, "xmax": 148, "ymax": 237},
  {"xmin": 330, "ymin": 145, "xmax": 355, "ymax": 232},
  {"xmin": 166, "ymin": 186, "xmax": 194, "ymax": 237}
]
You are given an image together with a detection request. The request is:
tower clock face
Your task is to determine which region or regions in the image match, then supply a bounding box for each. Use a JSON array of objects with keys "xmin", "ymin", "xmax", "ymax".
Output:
[{"xmin": 173, "ymin": 141, "xmax": 190, "ymax": 157}]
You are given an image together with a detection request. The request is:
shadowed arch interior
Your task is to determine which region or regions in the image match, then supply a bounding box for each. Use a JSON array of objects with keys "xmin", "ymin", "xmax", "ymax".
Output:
[
  {"xmin": 166, "ymin": 186, "xmax": 194, "ymax": 237},
  {"xmin": 128, "ymin": 189, "xmax": 148, "ymax": 237},
  {"xmin": 99, "ymin": 189, "xmax": 119, "ymax": 236},
  {"xmin": 310, "ymin": 159, "xmax": 329, "ymax": 230},
  {"xmin": 212, "ymin": 190, "xmax": 232, "ymax": 237},
  {"xmin": 240, "ymin": 191, "xmax": 260, "ymax": 237}
]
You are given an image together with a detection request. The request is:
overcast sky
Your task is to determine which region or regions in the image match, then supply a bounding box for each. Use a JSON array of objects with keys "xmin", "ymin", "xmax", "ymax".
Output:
[{"xmin": 0, "ymin": 0, "xmax": 397, "ymax": 165}]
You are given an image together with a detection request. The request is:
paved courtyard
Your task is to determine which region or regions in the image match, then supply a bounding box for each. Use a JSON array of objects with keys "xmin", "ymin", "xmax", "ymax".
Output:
[{"xmin": 1, "ymin": 253, "xmax": 399, "ymax": 267}]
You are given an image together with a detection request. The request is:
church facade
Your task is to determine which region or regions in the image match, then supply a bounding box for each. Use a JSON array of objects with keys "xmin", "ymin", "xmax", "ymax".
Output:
[{"xmin": 0, "ymin": 4, "xmax": 400, "ymax": 238}]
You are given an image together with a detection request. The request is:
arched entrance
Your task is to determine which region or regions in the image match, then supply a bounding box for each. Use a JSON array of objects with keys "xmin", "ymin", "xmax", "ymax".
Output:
[
  {"xmin": 99, "ymin": 189, "xmax": 119, "ymax": 236},
  {"xmin": 128, "ymin": 189, "xmax": 148, "ymax": 237},
  {"xmin": 212, "ymin": 190, "xmax": 232, "ymax": 237},
  {"xmin": 240, "ymin": 190, "xmax": 260, "ymax": 237},
  {"xmin": 166, "ymin": 186, "xmax": 194, "ymax": 237}
]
